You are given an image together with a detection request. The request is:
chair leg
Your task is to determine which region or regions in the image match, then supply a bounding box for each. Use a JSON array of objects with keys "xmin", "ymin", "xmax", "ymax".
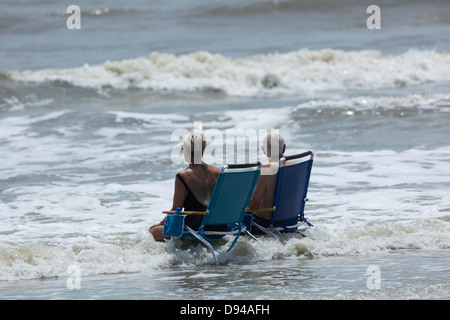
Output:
[
  {"xmin": 184, "ymin": 225, "xmax": 218, "ymax": 263},
  {"xmin": 252, "ymin": 221, "xmax": 280, "ymax": 239},
  {"xmin": 244, "ymin": 229, "xmax": 258, "ymax": 241}
]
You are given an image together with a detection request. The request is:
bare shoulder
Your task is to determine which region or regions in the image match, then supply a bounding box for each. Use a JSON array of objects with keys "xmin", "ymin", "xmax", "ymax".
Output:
[
  {"xmin": 177, "ymin": 167, "xmax": 192, "ymax": 178},
  {"xmin": 208, "ymin": 164, "xmax": 220, "ymax": 177}
]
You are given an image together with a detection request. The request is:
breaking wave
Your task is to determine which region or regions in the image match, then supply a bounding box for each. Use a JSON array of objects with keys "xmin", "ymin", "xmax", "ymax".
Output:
[
  {"xmin": 1, "ymin": 216, "xmax": 448, "ymax": 281},
  {"xmin": 3, "ymin": 49, "xmax": 450, "ymax": 97}
]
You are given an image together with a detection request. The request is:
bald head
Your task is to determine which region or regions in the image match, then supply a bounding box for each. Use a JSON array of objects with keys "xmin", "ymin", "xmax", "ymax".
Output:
[{"xmin": 262, "ymin": 133, "xmax": 285, "ymax": 158}]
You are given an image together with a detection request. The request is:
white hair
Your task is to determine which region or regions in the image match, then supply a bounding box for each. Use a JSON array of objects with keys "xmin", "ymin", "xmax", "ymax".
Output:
[
  {"xmin": 262, "ymin": 133, "xmax": 285, "ymax": 156},
  {"xmin": 182, "ymin": 132, "xmax": 206, "ymax": 163}
]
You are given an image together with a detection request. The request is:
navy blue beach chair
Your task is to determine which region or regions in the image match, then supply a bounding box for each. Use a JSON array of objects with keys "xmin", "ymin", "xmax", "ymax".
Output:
[
  {"xmin": 247, "ymin": 151, "xmax": 314, "ymax": 238},
  {"xmin": 162, "ymin": 163, "xmax": 261, "ymax": 263}
]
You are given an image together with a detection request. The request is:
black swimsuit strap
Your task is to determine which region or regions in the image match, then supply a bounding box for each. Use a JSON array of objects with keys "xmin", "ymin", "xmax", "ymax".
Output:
[
  {"xmin": 176, "ymin": 173, "xmax": 193, "ymax": 193},
  {"xmin": 176, "ymin": 174, "xmax": 207, "ymax": 215},
  {"xmin": 176, "ymin": 174, "xmax": 204, "ymax": 205}
]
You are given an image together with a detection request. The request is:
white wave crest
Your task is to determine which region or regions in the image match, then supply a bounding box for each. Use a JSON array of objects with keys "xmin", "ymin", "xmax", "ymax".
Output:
[
  {"xmin": 293, "ymin": 93, "xmax": 450, "ymax": 111},
  {"xmin": 5, "ymin": 49, "xmax": 450, "ymax": 97}
]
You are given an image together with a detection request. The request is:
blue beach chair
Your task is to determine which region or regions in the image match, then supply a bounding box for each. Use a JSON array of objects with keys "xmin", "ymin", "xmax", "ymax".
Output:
[
  {"xmin": 162, "ymin": 163, "xmax": 261, "ymax": 263},
  {"xmin": 247, "ymin": 151, "xmax": 314, "ymax": 238}
]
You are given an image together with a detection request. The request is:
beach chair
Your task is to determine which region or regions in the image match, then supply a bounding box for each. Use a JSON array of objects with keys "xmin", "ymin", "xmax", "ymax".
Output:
[
  {"xmin": 162, "ymin": 163, "xmax": 261, "ymax": 263},
  {"xmin": 247, "ymin": 151, "xmax": 314, "ymax": 238}
]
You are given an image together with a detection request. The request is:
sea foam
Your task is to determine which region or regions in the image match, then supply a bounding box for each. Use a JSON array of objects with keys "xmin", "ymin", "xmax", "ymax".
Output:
[{"xmin": 4, "ymin": 49, "xmax": 450, "ymax": 97}]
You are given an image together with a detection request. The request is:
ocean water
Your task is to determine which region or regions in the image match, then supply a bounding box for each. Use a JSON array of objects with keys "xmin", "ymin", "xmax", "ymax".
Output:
[{"xmin": 1, "ymin": 0, "xmax": 449, "ymax": 300}]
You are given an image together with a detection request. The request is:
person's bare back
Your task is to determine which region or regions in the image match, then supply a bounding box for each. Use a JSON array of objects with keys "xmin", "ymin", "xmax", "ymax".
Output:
[{"xmin": 177, "ymin": 163, "xmax": 219, "ymax": 208}]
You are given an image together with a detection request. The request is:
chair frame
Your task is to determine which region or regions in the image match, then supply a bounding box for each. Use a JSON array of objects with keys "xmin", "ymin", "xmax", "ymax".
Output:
[
  {"xmin": 163, "ymin": 163, "xmax": 261, "ymax": 262},
  {"xmin": 248, "ymin": 151, "xmax": 314, "ymax": 238}
]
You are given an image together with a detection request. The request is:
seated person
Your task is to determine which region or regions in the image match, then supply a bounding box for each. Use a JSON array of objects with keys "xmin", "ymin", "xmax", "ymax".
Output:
[
  {"xmin": 247, "ymin": 133, "xmax": 295, "ymax": 231},
  {"xmin": 149, "ymin": 132, "xmax": 224, "ymax": 242}
]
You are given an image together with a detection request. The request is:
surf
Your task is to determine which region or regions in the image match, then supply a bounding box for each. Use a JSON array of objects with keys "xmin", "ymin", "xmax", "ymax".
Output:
[{"xmin": 3, "ymin": 49, "xmax": 450, "ymax": 97}]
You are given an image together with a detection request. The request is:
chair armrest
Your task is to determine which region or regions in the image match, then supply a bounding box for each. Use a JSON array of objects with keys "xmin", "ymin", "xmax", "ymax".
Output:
[
  {"xmin": 162, "ymin": 210, "xmax": 209, "ymax": 215},
  {"xmin": 245, "ymin": 206, "xmax": 276, "ymax": 213}
]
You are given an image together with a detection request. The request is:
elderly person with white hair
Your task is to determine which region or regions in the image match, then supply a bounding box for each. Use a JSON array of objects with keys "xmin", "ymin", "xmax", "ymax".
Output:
[
  {"xmin": 149, "ymin": 132, "xmax": 224, "ymax": 242},
  {"xmin": 247, "ymin": 133, "xmax": 295, "ymax": 232}
]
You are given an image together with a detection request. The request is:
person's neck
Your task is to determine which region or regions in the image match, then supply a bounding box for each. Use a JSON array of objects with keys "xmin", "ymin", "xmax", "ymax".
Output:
[
  {"xmin": 188, "ymin": 162, "xmax": 205, "ymax": 168},
  {"xmin": 265, "ymin": 154, "xmax": 283, "ymax": 161}
]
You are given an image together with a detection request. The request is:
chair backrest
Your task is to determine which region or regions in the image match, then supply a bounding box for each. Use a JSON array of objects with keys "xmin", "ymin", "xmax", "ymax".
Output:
[
  {"xmin": 271, "ymin": 151, "xmax": 313, "ymax": 225},
  {"xmin": 201, "ymin": 163, "xmax": 261, "ymax": 227}
]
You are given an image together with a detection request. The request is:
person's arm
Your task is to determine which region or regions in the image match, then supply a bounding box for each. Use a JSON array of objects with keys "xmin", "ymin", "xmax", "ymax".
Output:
[
  {"xmin": 170, "ymin": 174, "xmax": 186, "ymax": 211},
  {"xmin": 153, "ymin": 175, "xmax": 186, "ymax": 226},
  {"xmin": 149, "ymin": 174, "xmax": 188, "ymax": 241}
]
